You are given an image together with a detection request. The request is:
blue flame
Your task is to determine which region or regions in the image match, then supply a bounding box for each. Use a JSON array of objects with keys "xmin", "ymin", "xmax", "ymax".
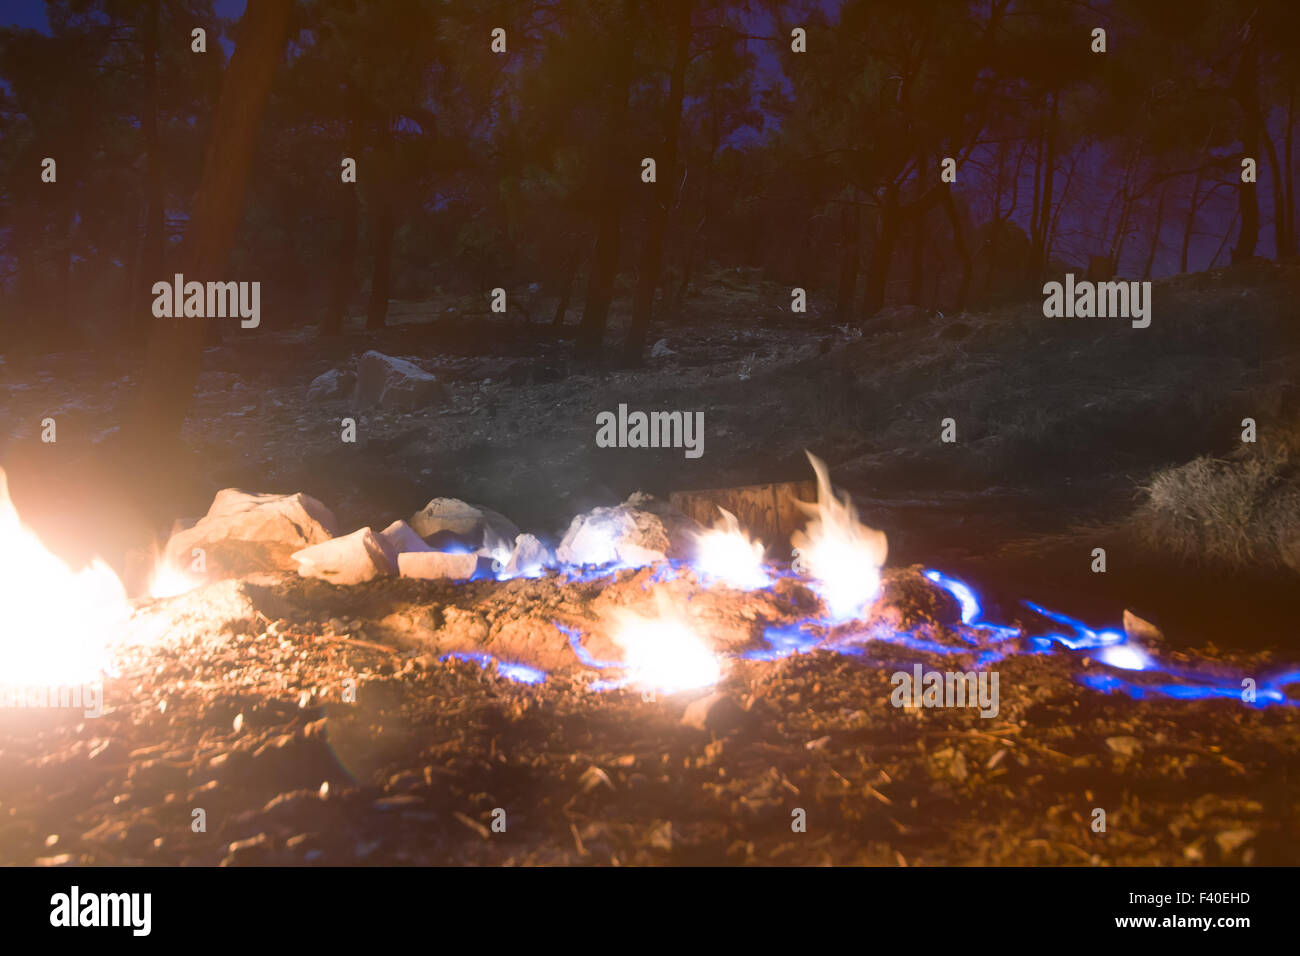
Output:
[
  {"xmin": 439, "ymin": 651, "xmax": 547, "ymax": 685},
  {"xmin": 433, "ymin": 552, "xmax": 1299, "ymax": 708}
]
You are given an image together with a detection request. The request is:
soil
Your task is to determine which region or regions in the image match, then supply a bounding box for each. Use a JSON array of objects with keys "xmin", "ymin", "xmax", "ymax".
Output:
[{"xmin": 2, "ymin": 566, "xmax": 1296, "ymax": 866}]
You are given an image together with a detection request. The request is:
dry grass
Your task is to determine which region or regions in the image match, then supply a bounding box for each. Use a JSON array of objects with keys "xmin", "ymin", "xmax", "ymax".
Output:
[{"xmin": 1134, "ymin": 432, "xmax": 1300, "ymax": 574}]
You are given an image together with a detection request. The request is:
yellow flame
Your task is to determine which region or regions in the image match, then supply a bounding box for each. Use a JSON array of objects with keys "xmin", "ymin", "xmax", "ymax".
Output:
[
  {"xmin": 0, "ymin": 467, "xmax": 131, "ymax": 686},
  {"xmin": 791, "ymin": 452, "xmax": 888, "ymax": 621},
  {"xmin": 611, "ymin": 606, "xmax": 722, "ymax": 694},
  {"xmin": 693, "ymin": 507, "xmax": 770, "ymax": 589},
  {"xmin": 148, "ymin": 562, "xmax": 201, "ymax": 599}
]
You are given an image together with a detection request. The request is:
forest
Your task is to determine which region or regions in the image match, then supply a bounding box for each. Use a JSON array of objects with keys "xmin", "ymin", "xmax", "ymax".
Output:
[
  {"xmin": 1, "ymin": 0, "xmax": 1300, "ymax": 877},
  {"xmin": 1, "ymin": 0, "xmax": 1295, "ymax": 363}
]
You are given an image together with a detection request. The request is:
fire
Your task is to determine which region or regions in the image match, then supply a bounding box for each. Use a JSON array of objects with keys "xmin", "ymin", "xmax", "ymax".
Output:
[
  {"xmin": 0, "ymin": 468, "xmax": 132, "ymax": 686},
  {"xmin": 692, "ymin": 507, "xmax": 770, "ymax": 590},
  {"xmin": 148, "ymin": 562, "xmax": 201, "ymax": 599},
  {"xmin": 611, "ymin": 607, "xmax": 722, "ymax": 694},
  {"xmin": 791, "ymin": 452, "xmax": 888, "ymax": 622}
]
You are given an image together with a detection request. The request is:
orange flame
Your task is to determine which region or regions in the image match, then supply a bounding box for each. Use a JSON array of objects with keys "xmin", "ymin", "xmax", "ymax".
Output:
[
  {"xmin": 693, "ymin": 507, "xmax": 770, "ymax": 589},
  {"xmin": 791, "ymin": 452, "xmax": 888, "ymax": 621},
  {"xmin": 0, "ymin": 467, "xmax": 132, "ymax": 685}
]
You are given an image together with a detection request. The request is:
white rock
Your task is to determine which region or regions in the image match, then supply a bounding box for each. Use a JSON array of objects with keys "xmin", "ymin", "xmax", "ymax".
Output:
[
  {"xmin": 292, "ymin": 528, "xmax": 394, "ymax": 585},
  {"xmin": 354, "ymin": 350, "xmax": 444, "ymax": 410},
  {"xmin": 500, "ymin": 533, "xmax": 553, "ymax": 578},
  {"xmin": 409, "ymin": 497, "xmax": 519, "ymax": 550},
  {"xmin": 162, "ymin": 489, "xmax": 337, "ymax": 577},
  {"xmin": 307, "ymin": 368, "xmax": 356, "ymax": 402},
  {"xmin": 398, "ymin": 551, "xmax": 480, "ymax": 581},
  {"xmin": 379, "ymin": 520, "xmax": 432, "ymax": 557},
  {"xmin": 650, "ymin": 338, "xmax": 675, "ymax": 358},
  {"xmin": 556, "ymin": 493, "xmax": 699, "ymax": 568}
]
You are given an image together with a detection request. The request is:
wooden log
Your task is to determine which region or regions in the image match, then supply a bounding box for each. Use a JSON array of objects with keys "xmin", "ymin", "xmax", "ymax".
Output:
[{"xmin": 669, "ymin": 480, "xmax": 818, "ymax": 553}]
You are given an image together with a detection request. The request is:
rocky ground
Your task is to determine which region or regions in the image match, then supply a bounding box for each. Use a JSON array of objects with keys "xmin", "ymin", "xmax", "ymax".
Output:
[
  {"xmin": 2, "ymin": 263, "xmax": 1299, "ymax": 867},
  {"xmin": 2, "ymin": 565, "xmax": 1297, "ymax": 867},
  {"xmin": 4, "ymin": 261, "xmax": 1300, "ymax": 649}
]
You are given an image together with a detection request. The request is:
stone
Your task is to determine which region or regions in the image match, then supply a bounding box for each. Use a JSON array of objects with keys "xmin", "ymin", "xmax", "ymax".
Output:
[
  {"xmin": 398, "ymin": 551, "xmax": 481, "ymax": 581},
  {"xmin": 354, "ymin": 350, "xmax": 444, "ymax": 410},
  {"xmin": 162, "ymin": 489, "xmax": 337, "ymax": 578},
  {"xmin": 557, "ymin": 493, "xmax": 700, "ymax": 568},
  {"xmin": 1214, "ymin": 828, "xmax": 1256, "ymax": 855},
  {"xmin": 680, "ymin": 692, "xmax": 745, "ymax": 734},
  {"xmin": 306, "ymin": 368, "xmax": 356, "ymax": 402},
  {"xmin": 650, "ymin": 338, "xmax": 676, "ymax": 358},
  {"xmin": 1105, "ymin": 736, "xmax": 1143, "ymax": 757},
  {"xmin": 292, "ymin": 528, "xmax": 394, "ymax": 585},
  {"xmin": 500, "ymin": 533, "xmax": 553, "ymax": 578},
  {"xmin": 409, "ymin": 497, "xmax": 519, "ymax": 551},
  {"xmin": 1123, "ymin": 609, "xmax": 1164, "ymax": 645},
  {"xmin": 378, "ymin": 520, "xmax": 431, "ymax": 557}
]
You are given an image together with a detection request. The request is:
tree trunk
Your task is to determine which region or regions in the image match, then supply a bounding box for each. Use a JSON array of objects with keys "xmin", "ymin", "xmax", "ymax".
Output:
[
  {"xmin": 1232, "ymin": 35, "xmax": 1261, "ymax": 262},
  {"xmin": 366, "ymin": 118, "xmax": 396, "ymax": 330},
  {"xmin": 1035, "ymin": 93, "xmax": 1058, "ymax": 279},
  {"xmin": 1142, "ymin": 182, "xmax": 1168, "ymax": 279},
  {"xmin": 862, "ymin": 186, "xmax": 899, "ymax": 318},
  {"xmin": 1261, "ymin": 126, "xmax": 1287, "ymax": 259},
  {"xmin": 133, "ymin": 0, "xmax": 165, "ymax": 344},
  {"xmin": 125, "ymin": 0, "xmax": 294, "ymax": 455},
  {"xmin": 1028, "ymin": 124, "xmax": 1043, "ymax": 285},
  {"xmin": 577, "ymin": 1, "xmax": 638, "ymax": 356},
  {"xmin": 941, "ymin": 186, "xmax": 971, "ymax": 311},
  {"xmin": 908, "ymin": 157, "xmax": 926, "ymax": 305},
  {"xmin": 1180, "ymin": 169, "xmax": 1202, "ymax": 273},
  {"xmin": 324, "ymin": 177, "xmax": 359, "ymax": 335},
  {"xmin": 834, "ymin": 198, "xmax": 861, "ymax": 322},
  {"xmin": 673, "ymin": 109, "xmax": 719, "ymax": 311},
  {"xmin": 623, "ymin": 0, "xmax": 690, "ymax": 364},
  {"xmin": 1285, "ymin": 74, "xmax": 1296, "ymax": 258},
  {"xmin": 552, "ymin": 239, "xmax": 584, "ymax": 326}
]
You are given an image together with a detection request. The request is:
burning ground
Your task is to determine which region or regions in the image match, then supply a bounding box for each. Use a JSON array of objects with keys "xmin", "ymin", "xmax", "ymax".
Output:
[
  {"xmin": 2, "ymin": 261, "xmax": 1300, "ymax": 866},
  {"xmin": 2, "ymin": 562, "xmax": 1299, "ymax": 867}
]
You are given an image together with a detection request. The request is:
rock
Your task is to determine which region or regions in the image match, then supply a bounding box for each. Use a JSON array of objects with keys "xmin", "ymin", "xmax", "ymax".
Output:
[
  {"xmin": 1214, "ymin": 828, "xmax": 1255, "ymax": 855},
  {"xmin": 379, "ymin": 520, "xmax": 431, "ymax": 557},
  {"xmin": 578, "ymin": 766, "xmax": 614, "ymax": 793},
  {"xmin": 223, "ymin": 832, "xmax": 272, "ymax": 866},
  {"xmin": 1122, "ymin": 610, "xmax": 1164, "ymax": 645},
  {"xmin": 292, "ymin": 528, "xmax": 395, "ymax": 585},
  {"xmin": 161, "ymin": 489, "xmax": 337, "ymax": 578},
  {"xmin": 557, "ymin": 493, "xmax": 700, "ymax": 567},
  {"xmin": 354, "ymin": 350, "xmax": 444, "ymax": 410},
  {"xmin": 1105, "ymin": 736, "xmax": 1144, "ymax": 757},
  {"xmin": 650, "ymin": 338, "xmax": 676, "ymax": 358},
  {"xmin": 949, "ymin": 749, "xmax": 969, "ymax": 782},
  {"xmin": 409, "ymin": 497, "xmax": 519, "ymax": 550},
  {"xmin": 681, "ymin": 692, "xmax": 745, "ymax": 734},
  {"xmin": 500, "ymin": 533, "xmax": 553, "ymax": 578},
  {"xmin": 398, "ymin": 550, "xmax": 481, "ymax": 581},
  {"xmin": 306, "ymin": 368, "xmax": 356, "ymax": 402}
]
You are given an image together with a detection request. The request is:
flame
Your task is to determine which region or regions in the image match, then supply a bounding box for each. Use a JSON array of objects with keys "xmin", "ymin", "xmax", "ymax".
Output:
[
  {"xmin": 692, "ymin": 507, "xmax": 770, "ymax": 590},
  {"xmin": 791, "ymin": 452, "xmax": 888, "ymax": 622},
  {"xmin": 0, "ymin": 468, "xmax": 131, "ymax": 686},
  {"xmin": 149, "ymin": 562, "xmax": 201, "ymax": 599},
  {"xmin": 610, "ymin": 606, "xmax": 722, "ymax": 694}
]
